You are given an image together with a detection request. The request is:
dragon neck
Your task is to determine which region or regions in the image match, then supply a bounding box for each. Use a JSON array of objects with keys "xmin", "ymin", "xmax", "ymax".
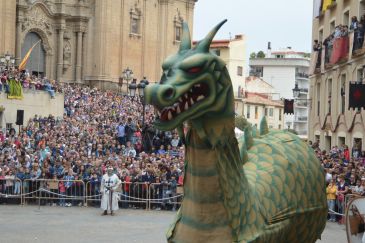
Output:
[{"xmin": 182, "ymin": 115, "xmax": 257, "ymax": 239}]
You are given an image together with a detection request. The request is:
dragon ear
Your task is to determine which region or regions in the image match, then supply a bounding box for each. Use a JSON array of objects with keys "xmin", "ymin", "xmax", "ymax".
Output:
[
  {"xmin": 179, "ymin": 22, "xmax": 192, "ymax": 52},
  {"xmin": 196, "ymin": 19, "xmax": 227, "ymax": 52}
]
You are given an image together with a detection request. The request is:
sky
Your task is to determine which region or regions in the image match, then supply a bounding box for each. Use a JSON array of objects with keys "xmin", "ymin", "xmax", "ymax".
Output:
[{"xmin": 193, "ymin": 0, "xmax": 314, "ymax": 55}]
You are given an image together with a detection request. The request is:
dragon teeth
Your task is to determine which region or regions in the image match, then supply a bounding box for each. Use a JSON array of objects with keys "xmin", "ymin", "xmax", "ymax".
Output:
[
  {"xmin": 179, "ymin": 97, "xmax": 183, "ymax": 102},
  {"xmin": 184, "ymin": 102, "xmax": 189, "ymax": 110},
  {"xmin": 168, "ymin": 111, "xmax": 173, "ymax": 120},
  {"xmin": 195, "ymin": 84, "xmax": 201, "ymax": 88},
  {"xmin": 157, "ymin": 110, "xmax": 161, "ymax": 116},
  {"xmin": 197, "ymin": 95, "xmax": 204, "ymax": 101},
  {"xmin": 176, "ymin": 106, "xmax": 181, "ymax": 114},
  {"xmin": 190, "ymin": 98, "xmax": 194, "ymax": 105},
  {"xmin": 185, "ymin": 94, "xmax": 188, "ymax": 99}
]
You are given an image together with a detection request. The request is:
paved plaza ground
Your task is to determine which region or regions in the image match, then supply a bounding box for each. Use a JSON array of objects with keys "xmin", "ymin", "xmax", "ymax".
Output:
[{"xmin": 0, "ymin": 205, "xmax": 347, "ymax": 243}]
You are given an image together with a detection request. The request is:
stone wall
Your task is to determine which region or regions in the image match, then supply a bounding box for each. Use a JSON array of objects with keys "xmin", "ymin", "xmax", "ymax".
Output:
[{"xmin": 0, "ymin": 90, "xmax": 64, "ymax": 133}]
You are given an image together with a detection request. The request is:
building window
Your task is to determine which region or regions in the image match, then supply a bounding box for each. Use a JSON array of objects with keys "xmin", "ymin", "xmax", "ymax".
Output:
[
  {"xmin": 269, "ymin": 125, "xmax": 273, "ymax": 128},
  {"xmin": 212, "ymin": 49, "xmax": 221, "ymax": 56},
  {"xmin": 360, "ymin": 0, "xmax": 365, "ymax": 18},
  {"xmin": 343, "ymin": 10, "xmax": 349, "ymax": 26},
  {"xmin": 330, "ymin": 20, "xmax": 336, "ymax": 33},
  {"xmin": 173, "ymin": 12, "xmax": 184, "ymax": 44},
  {"xmin": 265, "ymin": 108, "xmax": 268, "ymax": 116},
  {"xmin": 175, "ymin": 26, "xmax": 181, "ymax": 42},
  {"xmin": 317, "ymin": 83, "xmax": 321, "ymax": 116},
  {"xmin": 278, "ymin": 124, "xmax": 281, "ymax": 129},
  {"xmin": 340, "ymin": 74, "xmax": 346, "ymax": 114},
  {"xmin": 250, "ymin": 66, "xmax": 263, "ymax": 77},
  {"xmin": 269, "ymin": 108, "xmax": 274, "ymax": 117},
  {"xmin": 255, "ymin": 106, "xmax": 258, "ymax": 119},
  {"xmin": 319, "ymin": 28, "xmax": 324, "ymax": 43},
  {"xmin": 279, "ymin": 109, "xmax": 282, "ymax": 121},
  {"xmin": 130, "ymin": 6, "xmax": 142, "ymax": 36},
  {"xmin": 247, "ymin": 105, "xmax": 250, "ymax": 119},
  {"xmin": 327, "ymin": 79, "xmax": 332, "ymax": 114},
  {"xmin": 237, "ymin": 66, "xmax": 243, "ymax": 76},
  {"xmin": 131, "ymin": 18, "xmax": 140, "ymax": 34},
  {"xmin": 357, "ymin": 68, "xmax": 363, "ymax": 82}
]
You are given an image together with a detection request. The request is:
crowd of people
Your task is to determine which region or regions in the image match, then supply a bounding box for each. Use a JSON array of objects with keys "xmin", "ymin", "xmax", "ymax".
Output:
[
  {"xmin": 0, "ymin": 82, "xmax": 185, "ymax": 210},
  {"xmin": 2, "ymin": 73, "xmax": 365, "ymax": 215},
  {"xmin": 0, "ymin": 68, "xmax": 60, "ymax": 98},
  {"xmin": 313, "ymin": 15, "xmax": 365, "ymax": 69},
  {"xmin": 310, "ymin": 141, "xmax": 365, "ymax": 223}
]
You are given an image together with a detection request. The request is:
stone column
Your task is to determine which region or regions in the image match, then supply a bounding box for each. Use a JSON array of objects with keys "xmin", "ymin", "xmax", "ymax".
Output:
[
  {"xmin": 76, "ymin": 31, "xmax": 83, "ymax": 83},
  {"xmin": 15, "ymin": 19, "xmax": 23, "ymax": 66},
  {"xmin": 57, "ymin": 28, "xmax": 64, "ymax": 82}
]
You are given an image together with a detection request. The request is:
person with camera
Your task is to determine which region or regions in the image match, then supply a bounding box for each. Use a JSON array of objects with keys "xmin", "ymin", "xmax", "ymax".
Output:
[{"xmin": 101, "ymin": 166, "xmax": 121, "ymax": 216}]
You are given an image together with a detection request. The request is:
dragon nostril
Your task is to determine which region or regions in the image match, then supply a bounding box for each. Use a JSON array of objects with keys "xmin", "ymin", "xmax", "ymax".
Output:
[{"xmin": 163, "ymin": 88, "xmax": 175, "ymax": 99}]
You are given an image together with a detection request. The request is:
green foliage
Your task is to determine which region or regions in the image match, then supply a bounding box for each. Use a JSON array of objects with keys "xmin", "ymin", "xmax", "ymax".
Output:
[
  {"xmin": 235, "ymin": 116, "xmax": 250, "ymax": 131},
  {"xmin": 250, "ymin": 52, "xmax": 257, "ymax": 59},
  {"xmin": 256, "ymin": 51, "xmax": 266, "ymax": 58}
]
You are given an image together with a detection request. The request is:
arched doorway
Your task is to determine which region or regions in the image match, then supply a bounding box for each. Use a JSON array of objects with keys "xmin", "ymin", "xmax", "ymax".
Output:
[{"xmin": 21, "ymin": 32, "xmax": 46, "ymax": 77}]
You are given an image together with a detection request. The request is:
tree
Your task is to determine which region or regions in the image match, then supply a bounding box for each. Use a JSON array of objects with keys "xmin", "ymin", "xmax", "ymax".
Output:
[
  {"xmin": 256, "ymin": 51, "xmax": 266, "ymax": 58},
  {"xmin": 235, "ymin": 116, "xmax": 250, "ymax": 131},
  {"xmin": 250, "ymin": 52, "xmax": 257, "ymax": 59}
]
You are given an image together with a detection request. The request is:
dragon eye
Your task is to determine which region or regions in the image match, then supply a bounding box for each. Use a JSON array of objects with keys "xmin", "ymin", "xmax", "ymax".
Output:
[{"xmin": 187, "ymin": 67, "xmax": 202, "ymax": 74}]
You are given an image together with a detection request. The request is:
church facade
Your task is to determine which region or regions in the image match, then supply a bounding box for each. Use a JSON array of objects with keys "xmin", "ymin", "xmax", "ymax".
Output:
[{"xmin": 0, "ymin": 0, "xmax": 197, "ymax": 89}]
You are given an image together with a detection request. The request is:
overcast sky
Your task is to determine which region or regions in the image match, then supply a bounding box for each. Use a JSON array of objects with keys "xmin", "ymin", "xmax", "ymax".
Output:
[{"xmin": 193, "ymin": 0, "xmax": 314, "ymax": 54}]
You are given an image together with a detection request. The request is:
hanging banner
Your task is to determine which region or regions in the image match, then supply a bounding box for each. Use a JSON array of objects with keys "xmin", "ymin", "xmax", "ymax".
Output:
[
  {"xmin": 313, "ymin": 0, "xmax": 322, "ymax": 18},
  {"xmin": 349, "ymin": 31, "xmax": 354, "ymax": 60},
  {"xmin": 322, "ymin": 0, "xmax": 333, "ymax": 12},
  {"xmin": 330, "ymin": 37, "xmax": 349, "ymax": 64},
  {"xmin": 7, "ymin": 79, "xmax": 23, "ymax": 100},
  {"xmin": 309, "ymin": 51, "xmax": 318, "ymax": 75}
]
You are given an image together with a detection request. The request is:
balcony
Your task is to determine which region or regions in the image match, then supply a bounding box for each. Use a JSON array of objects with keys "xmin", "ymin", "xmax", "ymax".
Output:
[
  {"xmin": 295, "ymin": 72, "xmax": 309, "ymax": 79},
  {"xmin": 295, "ymin": 101, "xmax": 309, "ymax": 107},
  {"xmin": 299, "ymin": 88, "xmax": 308, "ymax": 93},
  {"xmin": 295, "ymin": 116, "xmax": 308, "ymax": 122}
]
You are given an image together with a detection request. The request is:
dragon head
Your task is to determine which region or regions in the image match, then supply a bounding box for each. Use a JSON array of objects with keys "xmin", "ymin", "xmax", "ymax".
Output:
[{"xmin": 145, "ymin": 20, "xmax": 233, "ymax": 131}]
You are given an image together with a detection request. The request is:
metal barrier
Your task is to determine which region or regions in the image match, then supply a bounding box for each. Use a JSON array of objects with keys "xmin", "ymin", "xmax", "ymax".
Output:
[
  {"xmin": 0, "ymin": 178, "xmax": 23, "ymax": 205},
  {"xmin": 148, "ymin": 183, "xmax": 183, "ymax": 210},
  {"xmin": 119, "ymin": 182, "xmax": 149, "ymax": 210},
  {"xmin": 22, "ymin": 179, "xmax": 85, "ymax": 206},
  {"xmin": 85, "ymin": 182, "xmax": 149, "ymax": 210},
  {"xmin": 0, "ymin": 178, "xmax": 183, "ymax": 211}
]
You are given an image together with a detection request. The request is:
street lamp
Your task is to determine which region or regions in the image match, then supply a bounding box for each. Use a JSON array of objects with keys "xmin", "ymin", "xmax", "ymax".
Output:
[
  {"xmin": 292, "ymin": 83, "xmax": 300, "ymax": 99},
  {"xmin": 128, "ymin": 77, "xmax": 149, "ymax": 126},
  {"xmin": 121, "ymin": 67, "xmax": 133, "ymax": 94}
]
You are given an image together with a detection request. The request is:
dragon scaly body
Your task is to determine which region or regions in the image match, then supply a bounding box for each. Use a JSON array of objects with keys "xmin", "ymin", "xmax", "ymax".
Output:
[{"xmin": 145, "ymin": 20, "xmax": 327, "ymax": 243}]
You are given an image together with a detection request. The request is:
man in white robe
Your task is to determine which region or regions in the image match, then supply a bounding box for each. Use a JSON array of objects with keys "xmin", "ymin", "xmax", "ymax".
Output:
[{"xmin": 101, "ymin": 166, "xmax": 121, "ymax": 215}]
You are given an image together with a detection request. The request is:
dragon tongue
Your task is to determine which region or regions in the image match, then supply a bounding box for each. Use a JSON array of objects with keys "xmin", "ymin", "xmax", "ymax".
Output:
[{"xmin": 160, "ymin": 109, "xmax": 169, "ymax": 121}]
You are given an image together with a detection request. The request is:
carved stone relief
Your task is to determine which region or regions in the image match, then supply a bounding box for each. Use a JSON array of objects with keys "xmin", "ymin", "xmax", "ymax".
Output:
[
  {"xmin": 22, "ymin": 5, "xmax": 53, "ymax": 36},
  {"xmin": 63, "ymin": 41, "xmax": 71, "ymax": 70}
]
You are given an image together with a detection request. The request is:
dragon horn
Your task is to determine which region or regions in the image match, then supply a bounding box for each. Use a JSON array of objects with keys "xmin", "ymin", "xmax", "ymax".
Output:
[
  {"xmin": 244, "ymin": 125, "xmax": 254, "ymax": 150},
  {"xmin": 260, "ymin": 116, "xmax": 269, "ymax": 136},
  {"xmin": 179, "ymin": 22, "xmax": 192, "ymax": 52},
  {"xmin": 196, "ymin": 19, "xmax": 227, "ymax": 52}
]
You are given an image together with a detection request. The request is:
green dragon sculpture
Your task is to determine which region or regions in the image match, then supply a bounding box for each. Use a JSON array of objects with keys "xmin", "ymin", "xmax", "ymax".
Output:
[{"xmin": 145, "ymin": 20, "xmax": 328, "ymax": 243}]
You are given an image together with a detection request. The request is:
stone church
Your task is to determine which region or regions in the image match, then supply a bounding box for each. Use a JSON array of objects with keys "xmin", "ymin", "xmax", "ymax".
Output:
[{"xmin": 0, "ymin": 0, "xmax": 197, "ymax": 89}]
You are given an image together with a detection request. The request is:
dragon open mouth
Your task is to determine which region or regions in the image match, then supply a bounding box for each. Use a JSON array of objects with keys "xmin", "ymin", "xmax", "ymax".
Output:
[{"xmin": 157, "ymin": 82, "xmax": 210, "ymax": 122}]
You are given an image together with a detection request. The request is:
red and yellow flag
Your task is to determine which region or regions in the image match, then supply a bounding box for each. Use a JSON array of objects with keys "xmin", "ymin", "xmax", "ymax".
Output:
[{"xmin": 18, "ymin": 40, "xmax": 41, "ymax": 71}]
